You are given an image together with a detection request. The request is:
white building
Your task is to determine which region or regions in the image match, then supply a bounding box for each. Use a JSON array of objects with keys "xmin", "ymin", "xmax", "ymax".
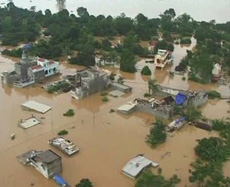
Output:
[
  {"xmin": 154, "ymin": 49, "xmax": 171, "ymax": 69},
  {"xmin": 37, "ymin": 58, "xmax": 59, "ymax": 77},
  {"xmin": 122, "ymin": 155, "xmax": 159, "ymax": 179}
]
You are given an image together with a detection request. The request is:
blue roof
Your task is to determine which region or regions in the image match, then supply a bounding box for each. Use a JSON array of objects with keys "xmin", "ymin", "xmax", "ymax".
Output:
[
  {"xmin": 54, "ymin": 174, "xmax": 68, "ymax": 187},
  {"xmin": 175, "ymin": 93, "xmax": 187, "ymax": 105}
]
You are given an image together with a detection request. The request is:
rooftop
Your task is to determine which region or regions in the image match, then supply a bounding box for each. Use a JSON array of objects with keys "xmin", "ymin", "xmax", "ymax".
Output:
[
  {"xmin": 21, "ymin": 100, "xmax": 52, "ymax": 114},
  {"xmin": 122, "ymin": 156, "xmax": 159, "ymax": 179},
  {"xmin": 37, "ymin": 149, "xmax": 60, "ymax": 163}
]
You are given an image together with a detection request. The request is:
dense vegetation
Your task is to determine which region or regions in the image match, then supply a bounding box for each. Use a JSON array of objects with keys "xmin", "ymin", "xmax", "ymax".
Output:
[
  {"xmin": 146, "ymin": 120, "xmax": 167, "ymax": 147},
  {"xmin": 189, "ymin": 120, "xmax": 230, "ymax": 186},
  {"xmin": 1, "ymin": 3, "xmax": 230, "ymax": 76},
  {"xmin": 135, "ymin": 170, "xmax": 180, "ymax": 187}
]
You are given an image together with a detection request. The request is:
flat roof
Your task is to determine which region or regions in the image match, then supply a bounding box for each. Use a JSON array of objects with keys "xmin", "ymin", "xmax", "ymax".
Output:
[
  {"xmin": 21, "ymin": 100, "xmax": 51, "ymax": 114},
  {"xmin": 117, "ymin": 102, "xmax": 137, "ymax": 112},
  {"xmin": 19, "ymin": 117, "xmax": 40, "ymax": 129},
  {"xmin": 38, "ymin": 149, "xmax": 60, "ymax": 163},
  {"xmin": 109, "ymin": 90, "xmax": 125, "ymax": 97},
  {"xmin": 122, "ymin": 156, "xmax": 159, "ymax": 179}
]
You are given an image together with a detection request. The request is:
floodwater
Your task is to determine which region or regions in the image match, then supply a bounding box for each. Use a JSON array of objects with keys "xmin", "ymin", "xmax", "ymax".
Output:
[
  {"xmin": 0, "ymin": 0, "xmax": 230, "ymax": 23},
  {"xmin": 0, "ymin": 40, "xmax": 230, "ymax": 186}
]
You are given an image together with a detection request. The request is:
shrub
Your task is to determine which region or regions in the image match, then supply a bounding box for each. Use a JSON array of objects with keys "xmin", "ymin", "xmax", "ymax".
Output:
[
  {"xmin": 76, "ymin": 178, "xmax": 93, "ymax": 187},
  {"xmin": 207, "ymin": 91, "xmax": 221, "ymax": 99},
  {"xmin": 63, "ymin": 109, "xmax": 75, "ymax": 117},
  {"xmin": 141, "ymin": 66, "xmax": 152, "ymax": 75},
  {"xmin": 58, "ymin": 130, "xmax": 68, "ymax": 136},
  {"xmin": 182, "ymin": 76, "xmax": 186, "ymax": 81},
  {"xmin": 102, "ymin": 96, "xmax": 109, "ymax": 102},
  {"xmin": 144, "ymin": 93, "xmax": 151, "ymax": 97}
]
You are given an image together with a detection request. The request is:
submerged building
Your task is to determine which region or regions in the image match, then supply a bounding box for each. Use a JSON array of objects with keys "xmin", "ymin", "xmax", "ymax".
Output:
[
  {"xmin": 17, "ymin": 149, "xmax": 62, "ymax": 179},
  {"xmin": 71, "ymin": 67, "xmax": 110, "ymax": 99},
  {"xmin": 154, "ymin": 49, "xmax": 172, "ymax": 69},
  {"xmin": 1, "ymin": 51, "xmax": 60, "ymax": 87}
]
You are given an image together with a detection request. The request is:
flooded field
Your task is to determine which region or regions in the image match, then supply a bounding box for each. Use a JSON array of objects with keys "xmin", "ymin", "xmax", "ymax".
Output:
[{"xmin": 0, "ymin": 40, "xmax": 230, "ymax": 187}]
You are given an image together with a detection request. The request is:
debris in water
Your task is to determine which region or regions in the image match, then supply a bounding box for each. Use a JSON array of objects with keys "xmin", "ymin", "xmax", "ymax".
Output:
[{"xmin": 11, "ymin": 134, "xmax": 15, "ymax": 140}]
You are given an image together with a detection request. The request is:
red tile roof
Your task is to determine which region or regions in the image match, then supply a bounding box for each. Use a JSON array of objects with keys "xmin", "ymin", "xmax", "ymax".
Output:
[
  {"xmin": 39, "ymin": 58, "xmax": 46, "ymax": 62},
  {"xmin": 31, "ymin": 65, "xmax": 43, "ymax": 70},
  {"xmin": 49, "ymin": 60, "xmax": 55, "ymax": 65}
]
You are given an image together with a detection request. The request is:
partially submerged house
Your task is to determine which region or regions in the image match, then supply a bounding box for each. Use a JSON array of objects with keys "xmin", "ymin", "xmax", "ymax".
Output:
[
  {"xmin": 17, "ymin": 149, "xmax": 62, "ymax": 179},
  {"xmin": 135, "ymin": 98, "xmax": 174, "ymax": 119},
  {"xmin": 111, "ymin": 82, "xmax": 132, "ymax": 93},
  {"xmin": 117, "ymin": 97, "xmax": 174, "ymax": 119},
  {"xmin": 122, "ymin": 155, "xmax": 159, "ymax": 179},
  {"xmin": 154, "ymin": 49, "xmax": 172, "ymax": 70},
  {"xmin": 49, "ymin": 137, "xmax": 79, "ymax": 156},
  {"xmin": 95, "ymin": 54, "xmax": 120, "ymax": 67},
  {"xmin": 71, "ymin": 67, "xmax": 110, "ymax": 99},
  {"xmin": 21, "ymin": 100, "xmax": 52, "ymax": 114},
  {"xmin": 175, "ymin": 91, "xmax": 208, "ymax": 107},
  {"xmin": 18, "ymin": 117, "xmax": 40, "ymax": 129},
  {"xmin": 1, "ymin": 51, "xmax": 60, "ymax": 87}
]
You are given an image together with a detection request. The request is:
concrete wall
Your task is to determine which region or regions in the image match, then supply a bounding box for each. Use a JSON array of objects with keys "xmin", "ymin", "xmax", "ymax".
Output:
[
  {"xmin": 136, "ymin": 103, "xmax": 173, "ymax": 119},
  {"xmin": 46, "ymin": 158, "xmax": 62, "ymax": 178}
]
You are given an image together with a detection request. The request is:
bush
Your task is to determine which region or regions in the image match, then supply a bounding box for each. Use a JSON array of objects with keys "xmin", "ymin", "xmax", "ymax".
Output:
[
  {"xmin": 58, "ymin": 130, "xmax": 68, "ymax": 136},
  {"xmin": 182, "ymin": 76, "xmax": 186, "ymax": 81},
  {"xmin": 76, "ymin": 178, "xmax": 93, "ymax": 187},
  {"xmin": 102, "ymin": 96, "xmax": 109, "ymax": 102},
  {"xmin": 144, "ymin": 93, "xmax": 151, "ymax": 97},
  {"xmin": 63, "ymin": 109, "xmax": 75, "ymax": 117},
  {"xmin": 141, "ymin": 66, "xmax": 152, "ymax": 75},
  {"xmin": 207, "ymin": 91, "xmax": 221, "ymax": 99}
]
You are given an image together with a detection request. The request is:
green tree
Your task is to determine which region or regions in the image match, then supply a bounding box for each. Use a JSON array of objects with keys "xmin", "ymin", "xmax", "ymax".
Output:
[
  {"xmin": 77, "ymin": 7, "xmax": 89, "ymax": 17},
  {"xmin": 135, "ymin": 170, "xmax": 180, "ymax": 187},
  {"xmin": 120, "ymin": 49, "xmax": 136, "ymax": 73},
  {"xmin": 184, "ymin": 106, "xmax": 201, "ymax": 122},
  {"xmin": 141, "ymin": 66, "xmax": 151, "ymax": 75},
  {"xmin": 147, "ymin": 120, "xmax": 167, "ymax": 147}
]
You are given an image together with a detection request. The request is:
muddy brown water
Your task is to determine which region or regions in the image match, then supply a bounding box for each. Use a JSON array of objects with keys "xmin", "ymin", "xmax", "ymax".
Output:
[{"xmin": 0, "ymin": 42, "xmax": 230, "ymax": 187}]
